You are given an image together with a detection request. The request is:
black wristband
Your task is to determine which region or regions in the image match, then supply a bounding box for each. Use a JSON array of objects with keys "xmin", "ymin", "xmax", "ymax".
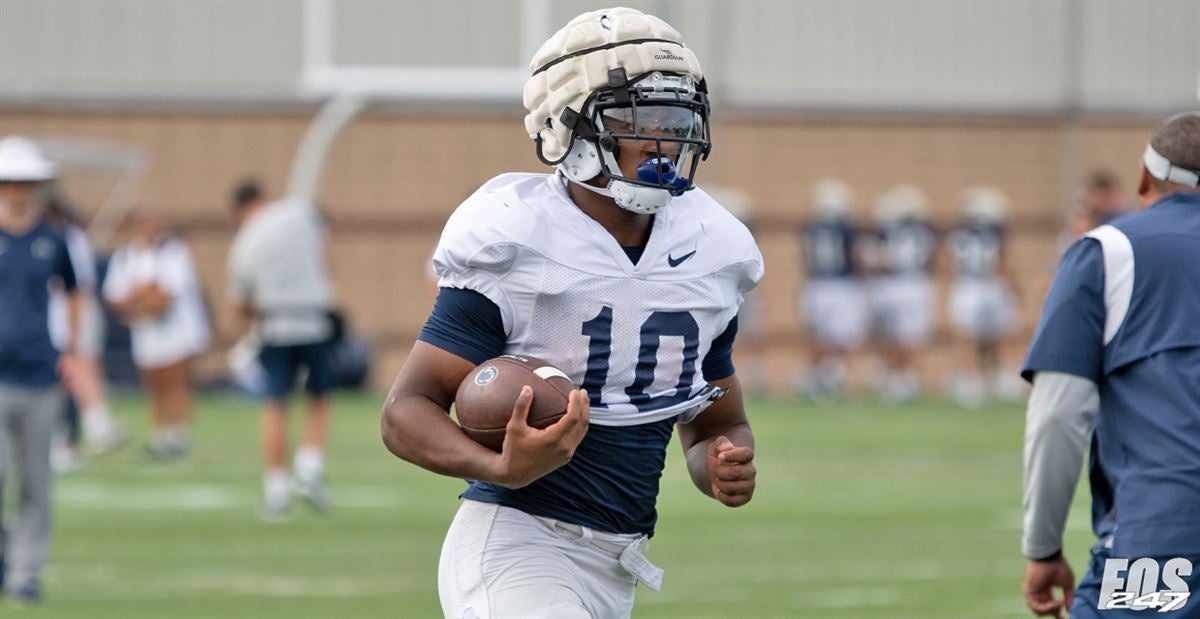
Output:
[{"xmin": 1031, "ymin": 549, "xmax": 1063, "ymax": 563}]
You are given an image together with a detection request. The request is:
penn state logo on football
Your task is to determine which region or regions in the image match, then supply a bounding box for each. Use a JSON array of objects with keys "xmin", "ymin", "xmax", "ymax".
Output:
[{"xmin": 474, "ymin": 366, "xmax": 499, "ymax": 386}]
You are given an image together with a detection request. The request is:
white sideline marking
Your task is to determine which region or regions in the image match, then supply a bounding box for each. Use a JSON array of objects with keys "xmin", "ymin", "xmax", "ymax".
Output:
[
  {"xmin": 57, "ymin": 483, "xmax": 237, "ymax": 510},
  {"xmin": 45, "ymin": 569, "xmax": 416, "ymax": 599},
  {"xmin": 56, "ymin": 482, "xmax": 406, "ymax": 511}
]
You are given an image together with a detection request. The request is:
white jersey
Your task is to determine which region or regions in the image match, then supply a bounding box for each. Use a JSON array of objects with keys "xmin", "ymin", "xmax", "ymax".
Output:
[
  {"xmin": 104, "ymin": 237, "xmax": 211, "ymax": 368},
  {"xmin": 433, "ymin": 173, "xmax": 763, "ymax": 427},
  {"xmin": 227, "ymin": 198, "xmax": 334, "ymax": 345},
  {"xmin": 49, "ymin": 225, "xmax": 105, "ymax": 356}
]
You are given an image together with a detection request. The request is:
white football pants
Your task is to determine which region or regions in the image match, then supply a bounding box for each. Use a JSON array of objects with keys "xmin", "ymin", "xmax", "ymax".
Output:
[{"xmin": 438, "ymin": 500, "xmax": 662, "ymax": 619}]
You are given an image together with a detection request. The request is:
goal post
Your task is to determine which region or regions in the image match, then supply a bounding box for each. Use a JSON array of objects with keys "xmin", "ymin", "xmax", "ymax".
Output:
[{"xmin": 287, "ymin": 0, "xmax": 551, "ymax": 203}]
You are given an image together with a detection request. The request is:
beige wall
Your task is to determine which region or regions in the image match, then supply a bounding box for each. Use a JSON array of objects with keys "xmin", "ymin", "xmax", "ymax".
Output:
[{"xmin": 0, "ymin": 108, "xmax": 1160, "ymax": 389}]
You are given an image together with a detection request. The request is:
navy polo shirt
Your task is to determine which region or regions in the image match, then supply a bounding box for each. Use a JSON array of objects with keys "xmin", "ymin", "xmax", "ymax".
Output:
[
  {"xmin": 1023, "ymin": 192, "xmax": 1200, "ymax": 558},
  {"xmin": 0, "ymin": 218, "xmax": 77, "ymax": 387}
]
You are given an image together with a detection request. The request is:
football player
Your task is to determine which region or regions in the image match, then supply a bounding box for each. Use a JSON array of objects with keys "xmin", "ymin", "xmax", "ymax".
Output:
[
  {"xmin": 380, "ymin": 8, "xmax": 763, "ymax": 618},
  {"xmin": 865, "ymin": 185, "xmax": 937, "ymax": 402},
  {"xmin": 45, "ymin": 197, "xmax": 127, "ymax": 471},
  {"xmin": 797, "ymin": 178, "xmax": 867, "ymax": 398},
  {"xmin": 946, "ymin": 187, "xmax": 1022, "ymax": 405},
  {"xmin": 1021, "ymin": 112, "xmax": 1200, "ymax": 618}
]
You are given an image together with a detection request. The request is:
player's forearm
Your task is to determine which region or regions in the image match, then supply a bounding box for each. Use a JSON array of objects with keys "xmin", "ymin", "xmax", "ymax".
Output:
[
  {"xmin": 1022, "ymin": 371, "xmax": 1099, "ymax": 559},
  {"xmin": 65, "ymin": 291, "xmax": 84, "ymax": 352},
  {"xmin": 110, "ymin": 287, "xmax": 162, "ymax": 320},
  {"xmin": 381, "ymin": 391, "xmax": 502, "ymax": 484},
  {"xmin": 139, "ymin": 287, "xmax": 173, "ymax": 316},
  {"xmin": 227, "ymin": 302, "xmax": 255, "ymax": 338}
]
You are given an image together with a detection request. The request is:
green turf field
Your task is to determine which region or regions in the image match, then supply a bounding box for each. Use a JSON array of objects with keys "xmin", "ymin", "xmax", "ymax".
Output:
[{"xmin": 23, "ymin": 391, "xmax": 1093, "ymax": 618}]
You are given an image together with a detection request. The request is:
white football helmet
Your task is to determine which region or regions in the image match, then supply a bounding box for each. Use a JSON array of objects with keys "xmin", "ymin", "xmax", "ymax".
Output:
[
  {"xmin": 960, "ymin": 186, "xmax": 1010, "ymax": 224},
  {"xmin": 523, "ymin": 8, "xmax": 710, "ymax": 215},
  {"xmin": 809, "ymin": 178, "xmax": 855, "ymax": 222},
  {"xmin": 873, "ymin": 184, "xmax": 930, "ymax": 224}
]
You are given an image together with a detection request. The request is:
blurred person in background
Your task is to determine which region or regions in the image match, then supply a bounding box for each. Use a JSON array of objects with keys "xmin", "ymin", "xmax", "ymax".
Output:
[
  {"xmin": 946, "ymin": 187, "xmax": 1024, "ymax": 406},
  {"xmin": 103, "ymin": 209, "xmax": 210, "ymax": 461},
  {"xmin": 1071, "ymin": 170, "xmax": 1131, "ymax": 236},
  {"xmin": 227, "ymin": 180, "xmax": 335, "ymax": 520},
  {"xmin": 1060, "ymin": 171, "xmax": 1133, "ymax": 253},
  {"xmin": 45, "ymin": 196, "xmax": 126, "ymax": 472},
  {"xmin": 865, "ymin": 185, "xmax": 938, "ymax": 402},
  {"xmin": 796, "ymin": 178, "xmax": 867, "ymax": 399},
  {"xmin": 1041, "ymin": 171, "xmax": 1137, "ymax": 305},
  {"xmin": 0, "ymin": 136, "xmax": 80, "ymax": 604},
  {"xmin": 1021, "ymin": 112, "xmax": 1200, "ymax": 618}
]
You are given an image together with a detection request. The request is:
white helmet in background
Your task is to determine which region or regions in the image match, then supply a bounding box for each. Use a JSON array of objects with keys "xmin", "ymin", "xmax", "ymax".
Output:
[
  {"xmin": 960, "ymin": 186, "xmax": 1010, "ymax": 224},
  {"xmin": 809, "ymin": 178, "xmax": 854, "ymax": 221},
  {"xmin": 0, "ymin": 136, "xmax": 56, "ymax": 182},
  {"xmin": 873, "ymin": 184, "xmax": 929, "ymax": 224},
  {"xmin": 524, "ymin": 7, "xmax": 710, "ymax": 215}
]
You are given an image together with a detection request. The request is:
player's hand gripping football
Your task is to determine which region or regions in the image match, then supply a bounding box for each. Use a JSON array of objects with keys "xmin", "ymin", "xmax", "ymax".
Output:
[
  {"xmin": 494, "ymin": 386, "xmax": 590, "ymax": 489},
  {"xmin": 1022, "ymin": 556, "xmax": 1074, "ymax": 618},
  {"xmin": 706, "ymin": 436, "xmax": 756, "ymax": 507}
]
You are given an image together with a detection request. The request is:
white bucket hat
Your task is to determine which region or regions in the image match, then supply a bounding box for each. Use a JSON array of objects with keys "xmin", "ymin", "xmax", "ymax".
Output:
[{"xmin": 0, "ymin": 136, "xmax": 57, "ymax": 182}]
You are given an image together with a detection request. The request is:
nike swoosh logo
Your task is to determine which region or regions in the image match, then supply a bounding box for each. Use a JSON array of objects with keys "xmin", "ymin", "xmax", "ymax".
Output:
[{"xmin": 667, "ymin": 250, "xmax": 696, "ymax": 267}]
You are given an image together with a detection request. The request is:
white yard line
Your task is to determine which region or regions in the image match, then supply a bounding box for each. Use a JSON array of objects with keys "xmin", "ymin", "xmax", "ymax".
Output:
[{"xmin": 55, "ymin": 481, "xmax": 407, "ymax": 511}]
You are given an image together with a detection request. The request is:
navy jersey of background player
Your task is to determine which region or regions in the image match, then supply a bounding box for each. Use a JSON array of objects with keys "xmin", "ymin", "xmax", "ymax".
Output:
[
  {"xmin": 802, "ymin": 221, "xmax": 857, "ymax": 279},
  {"xmin": 1023, "ymin": 191, "xmax": 1200, "ymax": 559},
  {"xmin": 877, "ymin": 219, "xmax": 936, "ymax": 276},
  {"xmin": 949, "ymin": 221, "xmax": 1005, "ymax": 279}
]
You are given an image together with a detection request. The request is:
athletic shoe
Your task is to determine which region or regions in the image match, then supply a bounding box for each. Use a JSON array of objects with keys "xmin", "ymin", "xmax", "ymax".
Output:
[
  {"xmin": 7, "ymin": 582, "xmax": 42, "ymax": 606},
  {"xmin": 52, "ymin": 445, "xmax": 85, "ymax": 475},
  {"xmin": 258, "ymin": 501, "xmax": 291, "ymax": 523},
  {"xmin": 84, "ymin": 425, "xmax": 129, "ymax": 458},
  {"xmin": 145, "ymin": 440, "xmax": 185, "ymax": 462},
  {"xmin": 297, "ymin": 479, "xmax": 331, "ymax": 515}
]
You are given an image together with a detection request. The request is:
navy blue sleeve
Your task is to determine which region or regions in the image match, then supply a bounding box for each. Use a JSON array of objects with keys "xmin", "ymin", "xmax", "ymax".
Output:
[
  {"xmin": 701, "ymin": 315, "xmax": 739, "ymax": 381},
  {"xmin": 417, "ymin": 287, "xmax": 508, "ymax": 365},
  {"xmin": 1021, "ymin": 239, "xmax": 1105, "ymax": 384},
  {"xmin": 55, "ymin": 235, "xmax": 77, "ymax": 292}
]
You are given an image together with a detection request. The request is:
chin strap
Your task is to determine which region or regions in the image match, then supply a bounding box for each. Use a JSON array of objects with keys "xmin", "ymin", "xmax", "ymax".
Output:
[
  {"xmin": 559, "ymin": 169, "xmax": 674, "ymax": 215},
  {"xmin": 561, "ymin": 171, "xmax": 616, "ymax": 198}
]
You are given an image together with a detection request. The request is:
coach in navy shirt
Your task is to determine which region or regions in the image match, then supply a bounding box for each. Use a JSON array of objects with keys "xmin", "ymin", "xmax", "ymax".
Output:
[
  {"xmin": 0, "ymin": 136, "xmax": 82, "ymax": 604},
  {"xmin": 1020, "ymin": 112, "xmax": 1200, "ymax": 618}
]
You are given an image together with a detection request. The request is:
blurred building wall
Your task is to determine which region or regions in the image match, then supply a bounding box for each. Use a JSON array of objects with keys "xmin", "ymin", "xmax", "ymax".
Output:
[
  {"xmin": 1, "ymin": 0, "xmax": 1193, "ymax": 390},
  {"xmin": 0, "ymin": 108, "xmax": 1159, "ymax": 388},
  {"xmin": 2, "ymin": 0, "xmax": 1197, "ymax": 112}
]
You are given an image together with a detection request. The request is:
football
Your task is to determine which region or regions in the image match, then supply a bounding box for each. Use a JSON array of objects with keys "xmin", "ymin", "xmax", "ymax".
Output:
[{"xmin": 454, "ymin": 355, "xmax": 576, "ymax": 451}]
